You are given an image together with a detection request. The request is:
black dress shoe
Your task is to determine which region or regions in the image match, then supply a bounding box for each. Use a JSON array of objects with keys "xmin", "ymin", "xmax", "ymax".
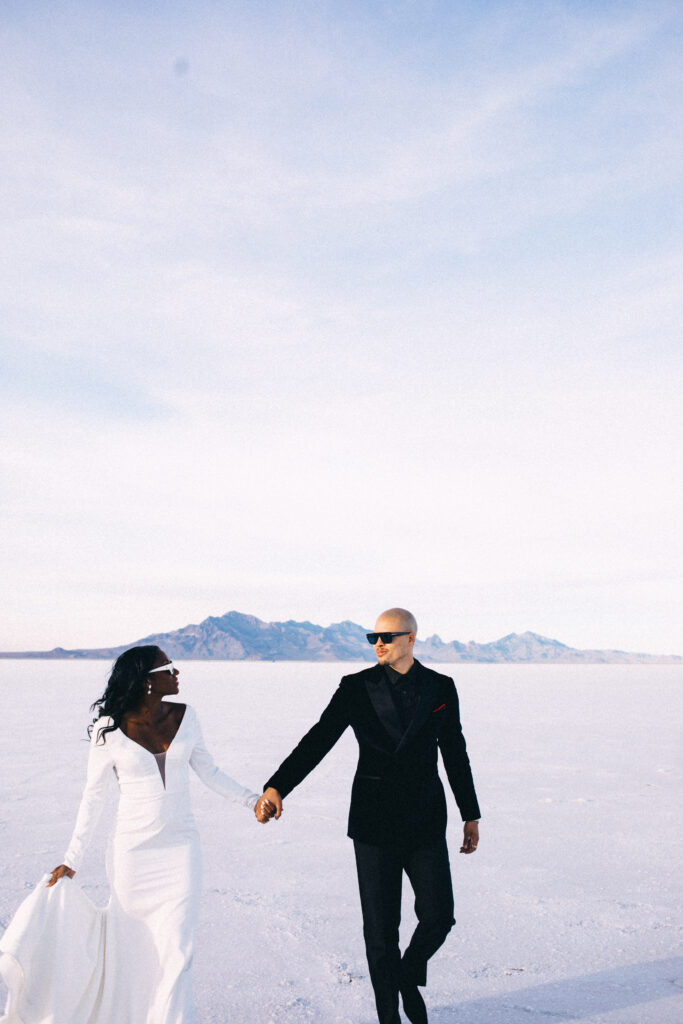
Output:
[{"xmin": 399, "ymin": 981, "xmax": 428, "ymax": 1024}]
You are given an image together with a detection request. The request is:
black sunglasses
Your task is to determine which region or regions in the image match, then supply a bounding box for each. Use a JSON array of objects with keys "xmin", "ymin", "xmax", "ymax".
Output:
[{"xmin": 366, "ymin": 631, "xmax": 411, "ymax": 645}]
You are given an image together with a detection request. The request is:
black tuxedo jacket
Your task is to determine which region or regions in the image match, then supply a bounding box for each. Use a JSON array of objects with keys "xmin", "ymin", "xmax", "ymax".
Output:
[{"xmin": 265, "ymin": 659, "xmax": 480, "ymax": 849}]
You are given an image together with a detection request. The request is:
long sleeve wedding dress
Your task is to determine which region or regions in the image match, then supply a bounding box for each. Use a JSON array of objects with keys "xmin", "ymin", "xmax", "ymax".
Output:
[{"xmin": 0, "ymin": 705, "xmax": 258, "ymax": 1024}]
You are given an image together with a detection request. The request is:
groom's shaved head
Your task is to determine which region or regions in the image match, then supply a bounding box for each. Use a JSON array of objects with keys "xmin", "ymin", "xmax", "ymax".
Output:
[{"xmin": 375, "ymin": 608, "xmax": 418, "ymax": 635}]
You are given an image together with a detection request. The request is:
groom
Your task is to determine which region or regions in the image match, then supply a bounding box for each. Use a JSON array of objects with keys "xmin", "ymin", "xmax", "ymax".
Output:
[{"xmin": 256, "ymin": 608, "xmax": 481, "ymax": 1024}]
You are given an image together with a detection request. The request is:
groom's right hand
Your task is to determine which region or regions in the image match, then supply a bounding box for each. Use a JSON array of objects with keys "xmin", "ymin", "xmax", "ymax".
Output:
[{"xmin": 254, "ymin": 787, "xmax": 283, "ymax": 823}]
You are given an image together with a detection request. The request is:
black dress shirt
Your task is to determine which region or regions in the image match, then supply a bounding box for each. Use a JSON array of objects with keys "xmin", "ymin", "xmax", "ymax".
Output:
[{"xmin": 384, "ymin": 661, "xmax": 420, "ymax": 731}]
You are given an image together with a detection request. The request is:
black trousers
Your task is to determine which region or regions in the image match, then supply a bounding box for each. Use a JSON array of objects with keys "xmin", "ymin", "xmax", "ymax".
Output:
[{"xmin": 354, "ymin": 837, "xmax": 455, "ymax": 1024}]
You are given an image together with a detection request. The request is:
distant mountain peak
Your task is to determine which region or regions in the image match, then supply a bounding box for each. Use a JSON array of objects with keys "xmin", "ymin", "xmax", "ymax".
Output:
[{"xmin": 1, "ymin": 612, "xmax": 680, "ymax": 663}]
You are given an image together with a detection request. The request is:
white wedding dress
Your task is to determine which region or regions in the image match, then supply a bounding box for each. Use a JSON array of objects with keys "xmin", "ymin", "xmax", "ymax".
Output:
[{"xmin": 0, "ymin": 705, "xmax": 258, "ymax": 1024}]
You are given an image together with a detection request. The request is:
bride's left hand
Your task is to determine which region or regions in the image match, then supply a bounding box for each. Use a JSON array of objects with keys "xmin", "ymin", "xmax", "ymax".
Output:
[{"xmin": 254, "ymin": 792, "xmax": 281, "ymax": 823}]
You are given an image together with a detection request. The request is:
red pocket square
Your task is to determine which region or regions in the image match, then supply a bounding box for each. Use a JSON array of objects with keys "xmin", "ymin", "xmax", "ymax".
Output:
[{"xmin": 432, "ymin": 703, "xmax": 446, "ymax": 713}]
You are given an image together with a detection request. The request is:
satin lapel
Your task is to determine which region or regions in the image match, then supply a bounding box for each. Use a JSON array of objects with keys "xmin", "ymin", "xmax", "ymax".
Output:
[
  {"xmin": 394, "ymin": 660, "xmax": 439, "ymax": 755},
  {"xmin": 364, "ymin": 665, "xmax": 404, "ymax": 747}
]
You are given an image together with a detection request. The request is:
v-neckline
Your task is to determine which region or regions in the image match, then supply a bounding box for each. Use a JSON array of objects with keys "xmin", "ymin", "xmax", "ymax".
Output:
[{"xmin": 119, "ymin": 704, "xmax": 188, "ymax": 758}]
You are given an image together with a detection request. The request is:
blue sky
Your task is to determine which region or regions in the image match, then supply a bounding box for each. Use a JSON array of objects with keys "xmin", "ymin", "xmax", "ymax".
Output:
[{"xmin": 1, "ymin": 0, "xmax": 681, "ymax": 653}]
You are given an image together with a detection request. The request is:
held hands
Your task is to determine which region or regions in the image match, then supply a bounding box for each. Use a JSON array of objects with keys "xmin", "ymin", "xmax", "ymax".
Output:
[
  {"xmin": 254, "ymin": 787, "xmax": 282, "ymax": 824},
  {"xmin": 46, "ymin": 864, "xmax": 75, "ymax": 887},
  {"xmin": 460, "ymin": 820, "xmax": 479, "ymax": 854}
]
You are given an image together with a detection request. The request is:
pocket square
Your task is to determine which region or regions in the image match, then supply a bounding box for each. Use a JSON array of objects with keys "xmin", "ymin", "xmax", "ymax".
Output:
[{"xmin": 432, "ymin": 703, "xmax": 446, "ymax": 713}]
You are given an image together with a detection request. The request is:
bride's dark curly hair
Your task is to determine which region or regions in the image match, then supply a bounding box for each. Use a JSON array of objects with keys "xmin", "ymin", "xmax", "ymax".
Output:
[{"xmin": 89, "ymin": 645, "xmax": 161, "ymax": 743}]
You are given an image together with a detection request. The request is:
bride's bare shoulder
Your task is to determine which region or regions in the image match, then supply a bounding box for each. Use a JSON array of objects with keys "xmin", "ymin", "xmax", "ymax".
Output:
[{"xmin": 166, "ymin": 702, "xmax": 190, "ymax": 725}]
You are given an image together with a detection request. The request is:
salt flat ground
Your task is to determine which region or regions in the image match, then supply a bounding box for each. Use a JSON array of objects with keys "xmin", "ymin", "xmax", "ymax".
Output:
[{"xmin": 0, "ymin": 661, "xmax": 681, "ymax": 1023}]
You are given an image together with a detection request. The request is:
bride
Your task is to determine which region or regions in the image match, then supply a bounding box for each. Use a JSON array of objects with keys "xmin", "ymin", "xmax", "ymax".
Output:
[{"xmin": 0, "ymin": 645, "xmax": 273, "ymax": 1024}]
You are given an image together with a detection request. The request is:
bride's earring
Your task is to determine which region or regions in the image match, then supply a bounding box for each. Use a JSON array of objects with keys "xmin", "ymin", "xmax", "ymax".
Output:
[{"xmin": 147, "ymin": 682, "xmax": 152, "ymax": 695}]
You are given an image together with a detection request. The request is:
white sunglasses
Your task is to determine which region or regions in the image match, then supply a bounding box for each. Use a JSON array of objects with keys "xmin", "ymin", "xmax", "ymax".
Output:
[{"xmin": 148, "ymin": 661, "xmax": 177, "ymax": 675}]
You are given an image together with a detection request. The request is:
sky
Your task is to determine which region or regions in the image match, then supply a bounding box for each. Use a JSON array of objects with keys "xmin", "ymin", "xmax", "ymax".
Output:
[{"xmin": 1, "ymin": 0, "xmax": 681, "ymax": 655}]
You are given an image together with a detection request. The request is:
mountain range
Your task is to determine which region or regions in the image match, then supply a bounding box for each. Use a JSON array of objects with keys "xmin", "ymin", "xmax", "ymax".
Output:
[{"xmin": 1, "ymin": 611, "xmax": 681, "ymax": 663}]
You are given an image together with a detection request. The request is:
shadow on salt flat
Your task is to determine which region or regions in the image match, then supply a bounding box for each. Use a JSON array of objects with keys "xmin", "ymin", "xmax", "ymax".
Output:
[{"xmin": 430, "ymin": 957, "xmax": 683, "ymax": 1023}]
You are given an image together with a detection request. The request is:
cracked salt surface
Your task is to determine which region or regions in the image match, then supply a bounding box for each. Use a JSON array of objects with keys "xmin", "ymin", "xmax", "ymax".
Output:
[{"xmin": 0, "ymin": 660, "xmax": 681, "ymax": 1023}]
